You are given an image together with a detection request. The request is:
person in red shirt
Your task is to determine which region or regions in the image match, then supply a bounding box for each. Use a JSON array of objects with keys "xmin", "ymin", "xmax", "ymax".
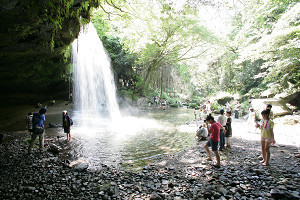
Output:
[{"xmin": 204, "ymin": 114, "xmax": 225, "ymax": 168}]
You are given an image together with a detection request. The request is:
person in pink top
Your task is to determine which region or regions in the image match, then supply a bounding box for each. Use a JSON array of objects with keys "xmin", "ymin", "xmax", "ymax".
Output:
[{"xmin": 204, "ymin": 114, "xmax": 225, "ymax": 168}]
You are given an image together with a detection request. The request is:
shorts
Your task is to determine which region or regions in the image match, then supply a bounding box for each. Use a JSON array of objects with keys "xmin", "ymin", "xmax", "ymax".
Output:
[
  {"xmin": 206, "ymin": 138, "xmax": 219, "ymax": 151},
  {"xmin": 261, "ymin": 137, "xmax": 273, "ymax": 143},
  {"xmin": 64, "ymin": 127, "xmax": 70, "ymax": 133}
]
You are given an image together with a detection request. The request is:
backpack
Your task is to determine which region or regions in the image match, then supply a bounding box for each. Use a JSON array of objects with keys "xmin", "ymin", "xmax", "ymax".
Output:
[
  {"xmin": 32, "ymin": 113, "xmax": 44, "ymax": 134},
  {"xmin": 65, "ymin": 116, "xmax": 73, "ymax": 127},
  {"xmin": 70, "ymin": 117, "xmax": 73, "ymax": 126}
]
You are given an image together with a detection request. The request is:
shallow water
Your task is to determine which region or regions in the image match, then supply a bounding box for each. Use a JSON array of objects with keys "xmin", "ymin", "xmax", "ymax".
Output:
[
  {"xmin": 2, "ymin": 102, "xmax": 199, "ymax": 170},
  {"xmin": 62, "ymin": 106, "xmax": 198, "ymax": 170}
]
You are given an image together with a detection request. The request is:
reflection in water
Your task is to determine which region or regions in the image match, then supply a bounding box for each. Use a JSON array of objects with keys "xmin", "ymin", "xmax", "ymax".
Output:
[{"xmin": 65, "ymin": 108, "xmax": 196, "ymax": 170}]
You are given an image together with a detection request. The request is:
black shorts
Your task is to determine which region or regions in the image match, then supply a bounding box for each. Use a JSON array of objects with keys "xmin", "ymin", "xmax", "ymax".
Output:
[
  {"xmin": 64, "ymin": 127, "xmax": 70, "ymax": 133},
  {"xmin": 206, "ymin": 138, "xmax": 219, "ymax": 151}
]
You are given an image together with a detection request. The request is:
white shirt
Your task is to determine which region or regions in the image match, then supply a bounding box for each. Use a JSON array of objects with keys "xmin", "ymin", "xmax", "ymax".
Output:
[
  {"xmin": 196, "ymin": 127, "xmax": 208, "ymax": 138},
  {"xmin": 218, "ymin": 115, "xmax": 227, "ymax": 126}
]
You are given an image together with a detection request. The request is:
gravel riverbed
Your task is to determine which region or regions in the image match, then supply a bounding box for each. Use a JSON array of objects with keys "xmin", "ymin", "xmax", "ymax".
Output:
[{"xmin": 0, "ymin": 117, "xmax": 299, "ymax": 199}]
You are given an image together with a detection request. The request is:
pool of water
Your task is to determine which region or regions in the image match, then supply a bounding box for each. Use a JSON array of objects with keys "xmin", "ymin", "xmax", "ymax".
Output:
[{"xmin": 0, "ymin": 102, "xmax": 201, "ymax": 170}]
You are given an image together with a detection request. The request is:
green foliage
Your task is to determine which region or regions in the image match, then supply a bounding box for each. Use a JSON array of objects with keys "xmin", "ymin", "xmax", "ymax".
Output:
[
  {"xmin": 92, "ymin": 12, "xmax": 110, "ymax": 38},
  {"xmin": 93, "ymin": 0, "xmax": 298, "ymax": 104},
  {"xmin": 198, "ymin": 0, "xmax": 299, "ymax": 99},
  {"xmin": 119, "ymin": 88, "xmax": 138, "ymax": 102},
  {"xmin": 210, "ymin": 102, "xmax": 222, "ymax": 113},
  {"xmin": 177, "ymin": 64, "xmax": 191, "ymax": 82},
  {"xmin": 189, "ymin": 103, "xmax": 198, "ymax": 109},
  {"xmin": 98, "ymin": 0, "xmax": 218, "ymax": 95}
]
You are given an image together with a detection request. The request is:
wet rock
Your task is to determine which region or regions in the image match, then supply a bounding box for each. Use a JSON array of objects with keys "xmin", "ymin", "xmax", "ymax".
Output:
[
  {"xmin": 149, "ymin": 193, "xmax": 163, "ymax": 200},
  {"xmin": 270, "ymin": 189, "xmax": 286, "ymax": 199},
  {"xmin": 47, "ymin": 144, "xmax": 61, "ymax": 154},
  {"xmin": 217, "ymin": 187, "xmax": 228, "ymax": 196},
  {"xmin": 72, "ymin": 162, "xmax": 89, "ymax": 172},
  {"xmin": 48, "ymin": 123, "xmax": 62, "ymax": 128}
]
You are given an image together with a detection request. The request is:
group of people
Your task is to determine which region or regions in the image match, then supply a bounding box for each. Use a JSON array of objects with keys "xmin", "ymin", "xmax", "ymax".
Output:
[
  {"xmin": 197, "ymin": 109, "xmax": 232, "ymax": 168},
  {"xmin": 26, "ymin": 107, "xmax": 73, "ymax": 154},
  {"xmin": 194, "ymin": 101, "xmax": 212, "ymax": 120},
  {"xmin": 198, "ymin": 103, "xmax": 275, "ymax": 168}
]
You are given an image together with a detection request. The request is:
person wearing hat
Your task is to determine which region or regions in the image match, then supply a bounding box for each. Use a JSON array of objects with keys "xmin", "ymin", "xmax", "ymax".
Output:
[
  {"xmin": 62, "ymin": 110, "xmax": 72, "ymax": 140},
  {"xmin": 28, "ymin": 107, "xmax": 47, "ymax": 154}
]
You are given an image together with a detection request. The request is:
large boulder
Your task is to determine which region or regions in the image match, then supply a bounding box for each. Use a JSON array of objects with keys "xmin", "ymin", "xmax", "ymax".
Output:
[
  {"xmin": 277, "ymin": 92, "xmax": 300, "ymax": 110},
  {"xmin": 216, "ymin": 96, "xmax": 234, "ymax": 106},
  {"xmin": 251, "ymin": 98, "xmax": 292, "ymax": 118}
]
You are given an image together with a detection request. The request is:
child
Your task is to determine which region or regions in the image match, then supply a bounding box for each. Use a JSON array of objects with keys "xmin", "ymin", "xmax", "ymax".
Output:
[
  {"xmin": 200, "ymin": 107, "xmax": 207, "ymax": 120},
  {"xmin": 256, "ymin": 109, "xmax": 275, "ymax": 166},
  {"xmin": 266, "ymin": 104, "xmax": 274, "ymax": 119},
  {"xmin": 225, "ymin": 111, "xmax": 232, "ymax": 148},
  {"xmin": 247, "ymin": 108, "xmax": 256, "ymax": 133},
  {"xmin": 26, "ymin": 112, "xmax": 34, "ymax": 135},
  {"xmin": 205, "ymin": 101, "xmax": 211, "ymax": 114},
  {"xmin": 62, "ymin": 110, "xmax": 72, "ymax": 141},
  {"xmin": 204, "ymin": 115, "xmax": 225, "ymax": 168},
  {"xmin": 194, "ymin": 109, "xmax": 197, "ymax": 119}
]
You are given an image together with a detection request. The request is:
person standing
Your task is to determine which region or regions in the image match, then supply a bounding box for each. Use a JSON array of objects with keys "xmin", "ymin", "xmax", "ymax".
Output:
[
  {"xmin": 28, "ymin": 107, "xmax": 47, "ymax": 154},
  {"xmin": 226, "ymin": 102, "xmax": 231, "ymax": 112},
  {"xmin": 266, "ymin": 104, "xmax": 274, "ymax": 119},
  {"xmin": 217, "ymin": 109, "xmax": 227, "ymax": 151},
  {"xmin": 200, "ymin": 107, "xmax": 207, "ymax": 120},
  {"xmin": 205, "ymin": 101, "xmax": 211, "ymax": 114},
  {"xmin": 204, "ymin": 115, "xmax": 225, "ymax": 168},
  {"xmin": 225, "ymin": 111, "xmax": 232, "ymax": 148},
  {"xmin": 26, "ymin": 112, "xmax": 34, "ymax": 135},
  {"xmin": 247, "ymin": 108, "xmax": 256, "ymax": 132},
  {"xmin": 62, "ymin": 110, "xmax": 72, "ymax": 140},
  {"xmin": 234, "ymin": 101, "xmax": 240, "ymax": 119},
  {"xmin": 194, "ymin": 109, "xmax": 197, "ymax": 119},
  {"xmin": 256, "ymin": 109, "xmax": 275, "ymax": 166}
]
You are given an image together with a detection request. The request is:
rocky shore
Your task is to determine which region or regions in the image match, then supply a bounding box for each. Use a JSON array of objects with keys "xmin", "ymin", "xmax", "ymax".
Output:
[{"xmin": 0, "ymin": 119, "xmax": 299, "ymax": 199}]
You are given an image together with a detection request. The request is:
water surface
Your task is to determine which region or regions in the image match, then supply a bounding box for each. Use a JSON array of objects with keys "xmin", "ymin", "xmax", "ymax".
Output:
[{"xmin": 47, "ymin": 106, "xmax": 198, "ymax": 170}]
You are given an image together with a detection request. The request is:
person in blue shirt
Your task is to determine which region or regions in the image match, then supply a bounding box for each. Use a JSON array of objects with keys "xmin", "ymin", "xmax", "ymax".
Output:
[{"xmin": 28, "ymin": 107, "xmax": 46, "ymax": 154}]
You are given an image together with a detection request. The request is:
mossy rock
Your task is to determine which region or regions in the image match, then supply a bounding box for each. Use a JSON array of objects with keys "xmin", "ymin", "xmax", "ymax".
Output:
[{"xmin": 216, "ymin": 96, "xmax": 234, "ymax": 106}]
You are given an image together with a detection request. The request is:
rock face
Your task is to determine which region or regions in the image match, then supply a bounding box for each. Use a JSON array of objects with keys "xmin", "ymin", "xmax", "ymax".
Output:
[
  {"xmin": 0, "ymin": 0, "xmax": 100, "ymax": 104},
  {"xmin": 279, "ymin": 92, "xmax": 300, "ymax": 110},
  {"xmin": 251, "ymin": 98, "xmax": 292, "ymax": 118}
]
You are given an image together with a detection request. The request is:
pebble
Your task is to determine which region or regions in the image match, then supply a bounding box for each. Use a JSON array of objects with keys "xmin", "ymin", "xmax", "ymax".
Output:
[{"xmin": 0, "ymin": 131, "xmax": 299, "ymax": 199}]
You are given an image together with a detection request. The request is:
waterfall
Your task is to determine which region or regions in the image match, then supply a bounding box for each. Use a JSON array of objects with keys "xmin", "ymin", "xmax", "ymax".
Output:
[{"xmin": 72, "ymin": 22, "xmax": 121, "ymax": 126}]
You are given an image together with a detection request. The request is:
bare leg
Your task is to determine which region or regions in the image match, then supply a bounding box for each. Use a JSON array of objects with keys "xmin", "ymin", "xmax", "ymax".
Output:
[
  {"xmin": 213, "ymin": 150, "xmax": 220, "ymax": 166},
  {"xmin": 28, "ymin": 133, "xmax": 38, "ymax": 154},
  {"xmin": 204, "ymin": 144, "xmax": 212, "ymax": 160},
  {"xmin": 39, "ymin": 132, "xmax": 44, "ymax": 153},
  {"xmin": 261, "ymin": 140, "xmax": 266, "ymax": 163},
  {"xmin": 264, "ymin": 142, "xmax": 271, "ymax": 165}
]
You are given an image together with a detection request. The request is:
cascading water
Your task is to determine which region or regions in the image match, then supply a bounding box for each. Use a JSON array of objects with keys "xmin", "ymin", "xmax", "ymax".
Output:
[
  {"xmin": 72, "ymin": 22, "xmax": 121, "ymax": 126},
  {"xmin": 69, "ymin": 22, "xmax": 192, "ymax": 170}
]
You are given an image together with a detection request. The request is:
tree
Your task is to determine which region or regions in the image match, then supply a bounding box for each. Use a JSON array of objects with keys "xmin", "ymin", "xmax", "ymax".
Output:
[{"xmin": 99, "ymin": 0, "xmax": 219, "ymax": 94}]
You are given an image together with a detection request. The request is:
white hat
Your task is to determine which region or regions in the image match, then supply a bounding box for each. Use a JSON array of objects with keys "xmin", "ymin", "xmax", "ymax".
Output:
[{"xmin": 63, "ymin": 110, "xmax": 67, "ymax": 114}]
